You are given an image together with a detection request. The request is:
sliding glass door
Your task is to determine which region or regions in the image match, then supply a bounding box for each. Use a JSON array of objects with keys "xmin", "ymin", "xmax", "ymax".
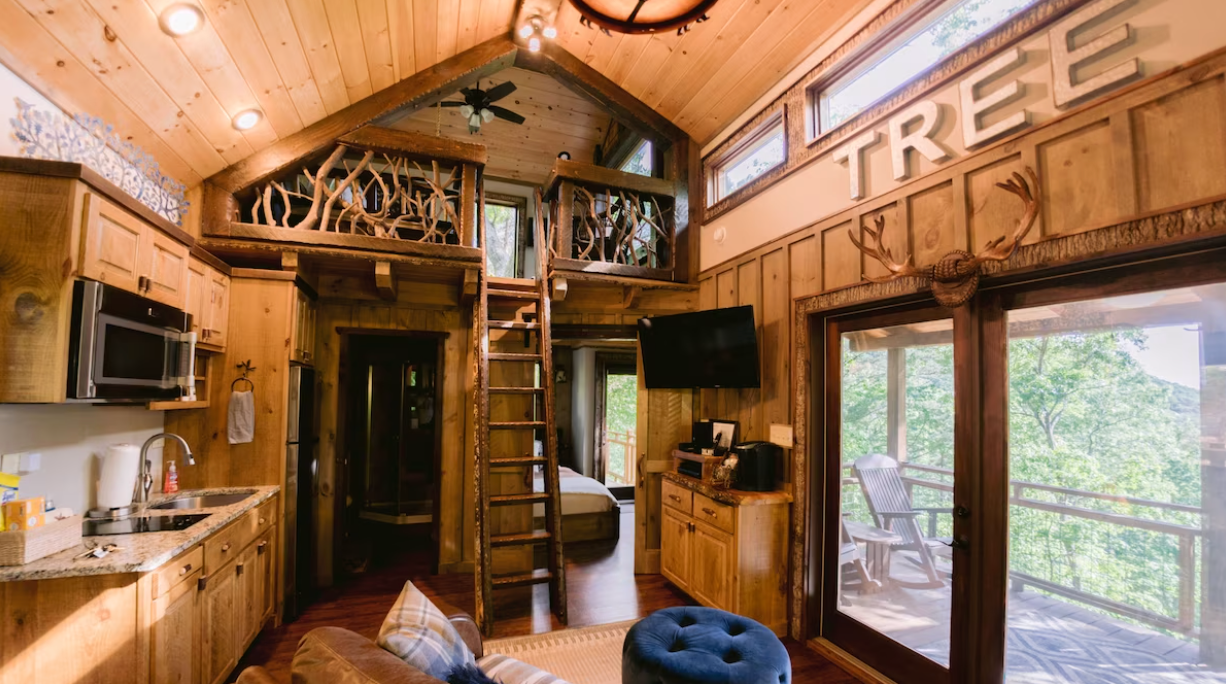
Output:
[{"xmin": 815, "ymin": 250, "xmax": 1226, "ymax": 684}]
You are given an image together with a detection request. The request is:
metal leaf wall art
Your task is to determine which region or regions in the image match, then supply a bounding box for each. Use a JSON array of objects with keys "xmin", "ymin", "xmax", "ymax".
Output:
[
  {"xmin": 249, "ymin": 144, "xmax": 462, "ymax": 243},
  {"xmin": 850, "ymin": 167, "xmax": 1040, "ymax": 307}
]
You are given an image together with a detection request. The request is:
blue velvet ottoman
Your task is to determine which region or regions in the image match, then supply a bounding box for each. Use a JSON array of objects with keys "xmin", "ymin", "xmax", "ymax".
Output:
[{"xmin": 623, "ymin": 607, "xmax": 791, "ymax": 684}]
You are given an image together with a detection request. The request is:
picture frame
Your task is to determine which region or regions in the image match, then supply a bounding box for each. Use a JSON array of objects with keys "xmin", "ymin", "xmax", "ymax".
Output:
[{"xmin": 710, "ymin": 419, "xmax": 739, "ymax": 456}]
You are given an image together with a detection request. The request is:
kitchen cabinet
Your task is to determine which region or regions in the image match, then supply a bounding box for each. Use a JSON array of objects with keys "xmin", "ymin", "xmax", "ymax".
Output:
[
  {"xmin": 291, "ymin": 287, "xmax": 316, "ymax": 364},
  {"xmin": 80, "ymin": 191, "xmax": 188, "ymax": 308},
  {"xmin": 659, "ymin": 473, "xmax": 791, "ymax": 636},
  {"xmin": 186, "ymin": 258, "xmax": 209, "ymax": 337},
  {"xmin": 201, "ymin": 561, "xmax": 238, "ymax": 684},
  {"xmin": 151, "ymin": 567, "xmax": 203, "ymax": 684},
  {"xmin": 204, "ymin": 269, "xmax": 230, "ymax": 350}
]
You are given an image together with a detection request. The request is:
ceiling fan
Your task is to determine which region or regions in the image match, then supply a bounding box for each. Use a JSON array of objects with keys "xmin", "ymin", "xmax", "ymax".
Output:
[{"xmin": 439, "ymin": 81, "xmax": 526, "ymax": 134}]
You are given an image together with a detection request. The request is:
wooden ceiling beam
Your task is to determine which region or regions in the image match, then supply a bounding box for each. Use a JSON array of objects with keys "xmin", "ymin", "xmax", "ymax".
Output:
[
  {"xmin": 338, "ymin": 126, "xmax": 489, "ymax": 166},
  {"xmin": 514, "ymin": 41, "xmax": 687, "ymax": 144},
  {"xmin": 208, "ymin": 36, "xmax": 519, "ymax": 194}
]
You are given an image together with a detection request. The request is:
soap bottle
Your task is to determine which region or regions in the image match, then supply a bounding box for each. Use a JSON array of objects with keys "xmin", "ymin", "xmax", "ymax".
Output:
[{"xmin": 164, "ymin": 461, "xmax": 179, "ymax": 494}]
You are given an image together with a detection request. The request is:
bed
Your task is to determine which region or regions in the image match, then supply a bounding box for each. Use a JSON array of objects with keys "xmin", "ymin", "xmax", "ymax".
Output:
[{"xmin": 533, "ymin": 467, "xmax": 621, "ymax": 543}]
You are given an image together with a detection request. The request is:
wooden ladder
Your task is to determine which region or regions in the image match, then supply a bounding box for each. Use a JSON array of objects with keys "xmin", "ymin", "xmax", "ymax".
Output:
[{"xmin": 472, "ymin": 190, "xmax": 566, "ymax": 636}]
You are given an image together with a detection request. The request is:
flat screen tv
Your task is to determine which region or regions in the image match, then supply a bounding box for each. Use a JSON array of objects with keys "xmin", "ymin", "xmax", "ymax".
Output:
[{"xmin": 638, "ymin": 306, "xmax": 760, "ymax": 389}]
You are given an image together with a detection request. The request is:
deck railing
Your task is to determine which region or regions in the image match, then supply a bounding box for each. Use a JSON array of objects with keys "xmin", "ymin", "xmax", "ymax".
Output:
[
  {"xmin": 842, "ymin": 462, "xmax": 1203, "ymax": 636},
  {"xmin": 604, "ymin": 429, "xmax": 637, "ymax": 486},
  {"xmin": 545, "ymin": 160, "xmax": 676, "ymax": 280}
]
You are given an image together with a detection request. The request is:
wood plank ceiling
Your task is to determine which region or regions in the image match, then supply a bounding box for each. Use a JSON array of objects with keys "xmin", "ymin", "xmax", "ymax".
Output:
[
  {"xmin": 0, "ymin": 0, "xmax": 868, "ymax": 188},
  {"xmin": 384, "ymin": 67, "xmax": 607, "ymax": 184}
]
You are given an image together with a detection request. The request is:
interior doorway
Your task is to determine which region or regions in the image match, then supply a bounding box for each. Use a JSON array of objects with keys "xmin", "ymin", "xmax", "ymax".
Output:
[
  {"xmin": 339, "ymin": 331, "xmax": 445, "ymax": 574},
  {"xmin": 595, "ymin": 352, "xmax": 637, "ymax": 500}
]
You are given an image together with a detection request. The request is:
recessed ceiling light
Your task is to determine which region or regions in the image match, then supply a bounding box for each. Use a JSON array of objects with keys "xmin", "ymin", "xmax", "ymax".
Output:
[
  {"xmin": 518, "ymin": 24, "xmax": 534, "ymax": 38},
  {"xmin": 159, "ymin": 4, "xmax": 204, "ymax": 36},
  {"xmin": 232, "ymin": 109, "xmax": 262, "ymax": 131}
]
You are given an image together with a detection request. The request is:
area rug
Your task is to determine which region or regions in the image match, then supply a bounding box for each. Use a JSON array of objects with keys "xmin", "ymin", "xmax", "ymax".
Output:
[{"xmin": 483, "ymin": 619, "xmax": 637, "ymax": 684}]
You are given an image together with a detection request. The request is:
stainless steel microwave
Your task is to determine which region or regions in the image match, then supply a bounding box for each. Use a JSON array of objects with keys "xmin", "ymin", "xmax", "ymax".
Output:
[{"xmin": 67, "ymin": 280, "xmax": 197, "ymax": 401}]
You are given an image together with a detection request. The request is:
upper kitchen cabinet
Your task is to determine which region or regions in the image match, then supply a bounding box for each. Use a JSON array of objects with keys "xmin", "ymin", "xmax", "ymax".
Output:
[
  {"xmin": 291, "ymin": 288, "xmax": 316, "ymax": 365},
  {"xmin": 185, "ymin": 258, "xmax": 231, "ymax": 353},
  {"xmin": 80, "ymin": 191, "xmax": 189, "ymax": 308}
]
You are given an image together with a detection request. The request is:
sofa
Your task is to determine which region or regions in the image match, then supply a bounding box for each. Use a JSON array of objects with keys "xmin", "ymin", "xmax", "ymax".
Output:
[{"xmin": 235, "ymin": 599, "xmax": 483, "ymax": 684}]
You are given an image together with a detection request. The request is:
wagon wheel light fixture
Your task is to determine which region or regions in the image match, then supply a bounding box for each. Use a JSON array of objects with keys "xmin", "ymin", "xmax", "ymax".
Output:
[
  {"xmin": 568, "ymin": 0, "xmax": 717, "ymax": 36},
  {"xmin": 518, "ymin": 15, "xmax": 558, "ymax": 52}
]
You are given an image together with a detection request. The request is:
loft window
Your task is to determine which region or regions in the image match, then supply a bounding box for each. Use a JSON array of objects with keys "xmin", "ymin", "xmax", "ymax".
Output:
[
  {"xmin": 811, "ymin": 0, "xmax": 1036, "ymax": 139},
  {"xmin": 710, "ymin": 116, "xmax": 786, "ymax": 204},
  {"xmin": 484, "ymin": 197, "xmax": 522, "ymax": 278},
  {"xmin": 621, "ymin": 139, "xmax": 654, "ymax": 176}
]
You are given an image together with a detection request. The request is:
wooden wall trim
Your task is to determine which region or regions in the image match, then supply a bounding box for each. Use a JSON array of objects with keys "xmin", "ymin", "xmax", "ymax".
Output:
[
  {"xmin": 208, "ymin": 37, "xmax": 519, "ymax": 194},
  {"xmin": 702, "ymin": 0, "xmax": 1091, "ymax": 221}
]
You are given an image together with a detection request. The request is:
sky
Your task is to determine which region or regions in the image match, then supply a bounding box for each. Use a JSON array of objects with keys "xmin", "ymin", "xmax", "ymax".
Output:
[{"xmin": 1125, "ymin": 325, "xmax": 1202, "ymax": 390}]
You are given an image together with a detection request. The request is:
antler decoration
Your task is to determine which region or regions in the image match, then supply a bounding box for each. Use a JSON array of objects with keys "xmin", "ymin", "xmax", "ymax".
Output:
[{"xmin": 848, "ymin": 166, "xmax": 1039, "ymax": 308}]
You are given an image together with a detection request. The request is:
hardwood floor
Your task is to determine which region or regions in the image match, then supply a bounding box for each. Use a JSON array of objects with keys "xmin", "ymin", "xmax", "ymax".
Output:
[{"xmin": 235, "ymin": 507, "xmax": 858, "ymax": 683}]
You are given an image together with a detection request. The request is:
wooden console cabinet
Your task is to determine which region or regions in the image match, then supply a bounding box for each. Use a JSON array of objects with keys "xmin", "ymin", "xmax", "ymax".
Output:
[{"xmin": 660, "ymin": 472, "xmax": 791, "ymax": 635}]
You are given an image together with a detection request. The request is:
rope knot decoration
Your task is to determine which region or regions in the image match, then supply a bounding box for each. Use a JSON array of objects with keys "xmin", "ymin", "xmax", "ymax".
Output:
[{"xmin": 849, "ymin": 167, "xmax": 1040, "ymax": 308}]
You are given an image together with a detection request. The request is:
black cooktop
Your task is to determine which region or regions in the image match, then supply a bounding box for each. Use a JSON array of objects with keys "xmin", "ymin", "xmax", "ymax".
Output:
[{"xmin": 83, "ymin": 513, "xmax": 210, "ymax": 536}]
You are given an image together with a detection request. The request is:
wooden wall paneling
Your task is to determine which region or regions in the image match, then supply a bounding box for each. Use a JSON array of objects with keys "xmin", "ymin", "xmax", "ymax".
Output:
[
  {"xmin": 287, "ymin": 0, "xmax": 352, "ymax": 115},
  {"xmin": 822, "ymin": 219, "xmax": 859, "ymax": 291},
  {"xmin": 908, "ymin": 181, "xmax": 956, "ymax": 267},
  {"xmin": 322, "ymin": 0, "xmax": 375, "ymax": 103},
  {"xmin": 0, "ymin": 0, "xmax": 200, "ymax": 184},
  {"xmin": 435, "ymin": 0, "xmax": 461, "ymax": 66},
  {"xmin": 1131, "ymin": 76, "xmax": 1226, "ymax": 213},
  {"xmin": 194, "ymin": 0, "xmax": 306, "ymax": 139},
  {"xmin": 388, "ymin": 0, "xmax": 416, "ymax": 83},
  {"xmin": 788, "ymin": 234, "xmax": 820, "ymax": 300},
  {"xmin": 1109, "ymin": 112, "xmax": 1139, "ymax": 217},
  {"xmin": 761, "ymin": 248, "xmax": 791, "ymax": 489},
  {"xmin": 414, "ymin": 0, "xmax": 441, "ymax": 70},
  {"xmin": 82, "ymin": 0, "xmax": 263, "ymax": 159},
  {"xmin": 952, "ymin": 173, "xmax": 970, "ymax": 252},
  {"xmin": 698, "ymin": 277, "xmax": 719, "ymax": 419},
  {"xmin": 476, "ymin": 0, "xmax": 516, "ymax": 49},
  {"xmin": 738, "ymin": 259, "xmax": 763, "ymax": 441},
  {"xmin": 8, "ymin": 0, "xmax": 226, "ymax": 176},
  {"xmin": 355, "ymin": 0, "xmax": 396, "ymax": 93},
  {"xmin": 966, "ymin": 154, "xmax": 1028, "ymax": 254},
  {"xmin": 455, "ymin": 0, "xmax": 483, "ymax": 53},
  {"xmin": 860, "ymin": 203, "xmax": 903, "ymax": 282},
  {"xmin": 246, "ymin": 0, "xmax": 332, "ymax": 122},
  {"xmin": 714, "ymin": 269, "xmax": 739, "ymax": 421},
  {"xmin": 1036, "ymin": 119, "xmax": 1118, "ymax": 238}
]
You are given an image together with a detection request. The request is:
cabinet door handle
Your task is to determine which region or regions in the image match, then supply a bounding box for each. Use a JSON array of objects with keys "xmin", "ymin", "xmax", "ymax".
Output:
[
  {"xmin": 179, "ymin": 563, "xmax": 192, "ymax": 576},
  {"xmin": 198, "ymin": 575, "xmax": 209, "ymax": 591},
  {"xmin": 138, "ymin": 275, "xmax": 149, "ymax": 292},
  {"xmin": 236, "ymin": 562, "xmax": 245, "ymax": 576},
  {"xmin": 668, "ymin": 494, "xmax": 682, "ymax": 503},
  {"xmin": 701, "ymin": 507, "xmax": 717, "ymax": 518},
  {"xmin": 257, "ymin": 541, "xmax": 268, "ymax": 554},
  {"xmin": 221, "ymin": 542, "xmax": 231, "ymax": 553},
  {"xmin": 258, "ymin": 517, "xmax": 266, "ymax": 525}
]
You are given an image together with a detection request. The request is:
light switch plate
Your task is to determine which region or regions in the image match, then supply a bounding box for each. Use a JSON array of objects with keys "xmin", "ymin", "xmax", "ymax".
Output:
[{"xmin": 769, "ymin": 424, "xmax": 794, "ymax": 448}]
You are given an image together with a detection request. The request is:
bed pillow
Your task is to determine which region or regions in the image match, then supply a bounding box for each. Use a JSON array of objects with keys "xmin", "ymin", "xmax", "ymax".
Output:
[{"xmin": 377, "ymin": 580, "xmax": 475, "ymax": 678}]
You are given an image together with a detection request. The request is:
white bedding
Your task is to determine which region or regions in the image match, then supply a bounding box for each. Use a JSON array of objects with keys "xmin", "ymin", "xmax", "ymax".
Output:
[{"xmin": 533, "ymin": 467, "xmax": 618, "ymax": 517}]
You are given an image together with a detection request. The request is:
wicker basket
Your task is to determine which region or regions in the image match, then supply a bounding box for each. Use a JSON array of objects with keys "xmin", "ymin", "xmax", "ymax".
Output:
[{"xmin": 0, "ymin": 515, "xmax": 83, "ymax": 565}]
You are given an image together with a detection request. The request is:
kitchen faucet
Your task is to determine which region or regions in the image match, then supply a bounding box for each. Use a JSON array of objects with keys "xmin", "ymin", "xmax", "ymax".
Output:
[{"xmin": 137, "ymin": 433, "xmax": 194, "ymax": 506}]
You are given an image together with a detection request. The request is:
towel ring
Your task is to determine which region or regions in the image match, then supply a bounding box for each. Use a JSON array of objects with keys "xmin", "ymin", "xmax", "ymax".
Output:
[{"xmin": 231, "ymin": 377, "xmax": 255, "ymax": 392}]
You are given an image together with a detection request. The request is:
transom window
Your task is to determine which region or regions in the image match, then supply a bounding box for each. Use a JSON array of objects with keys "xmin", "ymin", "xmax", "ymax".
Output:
[
  {"xmin": 621, "ymin": 139, "xmax": 654, "ymax": 176},
  {"xmin": 709, "ymin": 116, "xmax": 786, "ymax": 204},
  {"xmin": 811, "ymin": 0, "xmax": 1037, "ymax": 139}
]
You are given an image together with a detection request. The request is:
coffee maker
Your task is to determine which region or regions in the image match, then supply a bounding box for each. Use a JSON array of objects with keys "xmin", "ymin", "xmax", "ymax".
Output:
[{"xmin": 729, "ymin": 441, "xmax": 779, "ymax": 492}]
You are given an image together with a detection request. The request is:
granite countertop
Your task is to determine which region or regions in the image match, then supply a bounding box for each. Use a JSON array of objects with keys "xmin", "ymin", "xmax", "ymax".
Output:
[
  {"xmin": 662, "ymin": 471, "xmax": 793, "ymax": 506},
  {"xmin": 0, "ymin": 485, "xmax": 279, "ymax": 582}
]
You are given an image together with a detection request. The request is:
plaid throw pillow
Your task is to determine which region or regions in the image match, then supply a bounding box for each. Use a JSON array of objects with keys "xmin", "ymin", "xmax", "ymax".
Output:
[
  {"xmin": 478, "ymin": 654, "xmax": 573, "ymax": 684},
  {"xmin": 377, "ymin": 581, "xmax": 475, "ymax": 678}
]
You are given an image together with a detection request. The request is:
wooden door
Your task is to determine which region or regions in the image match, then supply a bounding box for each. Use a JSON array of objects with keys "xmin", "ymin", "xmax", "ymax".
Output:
[
  {"xmin": 185, "ymin": 259, "xmax": 209, "ymax": 336},
  {"xmin": 151, "ymin": 571, "xmax": 202, "ymax": 684},
  {"xmin": 634, "ymin": 348, "xmax": 693, "ymax": 574},
  {"xmin": 79, "ymin": 193, "xmax": 148, "ymax": 294},
  {"xmin": 143, "ymin": 228, "xmax": 189, "ymax": 308},
  {"xmin": 660, "ymin": 507, "xmax": 691, "ymax": 590},
  {"xmin": 256, "ymin": 529, "xmax": 276, "ymax": 622},
  {"xmin": 201, "ymin": 566, "xmax": 238, "ymax": 684},
  {"xmin": 236, "ymin": 542, "xmax": 261, "ymax": 649},
  {"xmin": 205, "ymin": 271, "xmax": 230, "ymax": 349},
  {"xmin": 690, "ymin": 521, "xmax": 732, "ymax": 610}
]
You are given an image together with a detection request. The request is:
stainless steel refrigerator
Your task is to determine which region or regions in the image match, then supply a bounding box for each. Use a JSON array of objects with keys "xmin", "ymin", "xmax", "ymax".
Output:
[{"xmin": 284, "ymin": 365, "xmax": 316, "ymax": 620}]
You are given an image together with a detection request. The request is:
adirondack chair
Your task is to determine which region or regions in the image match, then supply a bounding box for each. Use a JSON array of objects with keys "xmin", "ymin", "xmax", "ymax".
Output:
[
  {"xmin": 852, "ymin": 453, "xmax": 951, "ymax": 589},
  {"xmin": 839, "ymin": 518, "xmax": 879, "ymax": 604}
]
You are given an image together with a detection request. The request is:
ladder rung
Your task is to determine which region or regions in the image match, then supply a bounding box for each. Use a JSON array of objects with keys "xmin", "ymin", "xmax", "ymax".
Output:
[
  {"xmin": 491, "ymin": 531, "xmax": 551, "ymax": 547},
  {"xmin": 489, "ymin": 353, "xmax": 542, "ymax": 362},
  {"xmin": 490, "ymin": 387, "xmax": 544, "ymax": 394},
  {"xmin": 488, "ymin": 277, "xmax": 537, "ymax": 291},
  {"xmin": 490, "ymin": 421, "xmax": 546, "ymax": 430},
  {"xmin": 492, "ymin": 569, "xmax": 553, "ymax": 588},
  {"xmin": 488, "ymin": 289, "xmax": 540, "ymax": 301},
  {"xmin": 490, "ymin": 492, "xmax": 550, "ymax": 506},
  {"xmin": 490, "ymin": 456, "xmax": 548, "ymax": 467},
  {"xmin": 488, "ymin": 320, "xmax": 540, "ymax": 330}
]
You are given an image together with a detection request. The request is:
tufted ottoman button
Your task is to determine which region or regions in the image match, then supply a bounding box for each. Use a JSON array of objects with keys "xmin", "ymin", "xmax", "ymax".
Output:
[{"xmin": 623, "ymin": 607, "xmax": 790, "ymax": 684}]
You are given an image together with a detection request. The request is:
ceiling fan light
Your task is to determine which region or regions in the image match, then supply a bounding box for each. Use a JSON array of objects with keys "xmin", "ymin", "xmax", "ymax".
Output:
[
  {"xmin": 459, "ymin": 104, "xmax": 474, "ymax": 118},
  {"xmin": 159, "ymin": 3, "xmax": 204, "ymax": 36},
  {"xmin": 469, "ymin": 113, "xmax": 482, "ymax": 128},
  {"xmin": 518, "ymin": 23, "xmax": 535, "ymax": 38},
  {"xmin": 480, "ymin": 108, "xmax": 494, "ymax": 123},
  {"xmin": 528, "ymin": 36, "xmax": 541, "ymax": 52},
  {"xmin": 543, "ymin": 26, "xmax": 558, "ymax": 39}
]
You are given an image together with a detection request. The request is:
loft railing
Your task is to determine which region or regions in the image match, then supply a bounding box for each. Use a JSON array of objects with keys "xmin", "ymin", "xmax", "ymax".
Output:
[
  {"xmin": 842, "ymin": 462, "xmax": 1203, "ymax": 636},
  {"xmin": 545, "ymin": 159, "xmax": 676, "ymax": 280}
]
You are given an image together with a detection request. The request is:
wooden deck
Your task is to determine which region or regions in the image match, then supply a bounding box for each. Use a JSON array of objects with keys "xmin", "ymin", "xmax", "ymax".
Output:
[{"xmin": 841, "ymin": 550, "xmax": 1225, "ymax": 682}]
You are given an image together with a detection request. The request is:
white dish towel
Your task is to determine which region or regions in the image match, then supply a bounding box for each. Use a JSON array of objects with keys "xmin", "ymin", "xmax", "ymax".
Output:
[{"xmin": 228, "ymin": 390, "xmax": 255, "ymax": 444}]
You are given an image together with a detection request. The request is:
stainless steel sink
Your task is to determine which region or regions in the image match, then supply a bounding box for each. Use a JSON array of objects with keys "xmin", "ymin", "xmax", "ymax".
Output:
[{"xmin": 147, "ymin": 490, "xmax": 257, "ymax": 510}]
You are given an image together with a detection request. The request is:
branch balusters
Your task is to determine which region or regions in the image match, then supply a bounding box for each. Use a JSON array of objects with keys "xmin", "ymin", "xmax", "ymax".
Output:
[
  {"xmin": 568, "ymin": 184, "xmax": 674, "ymax": 269},
  {"xmin": 246, "ymin": 143, "xmax": 465, "ymax": 244}
]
